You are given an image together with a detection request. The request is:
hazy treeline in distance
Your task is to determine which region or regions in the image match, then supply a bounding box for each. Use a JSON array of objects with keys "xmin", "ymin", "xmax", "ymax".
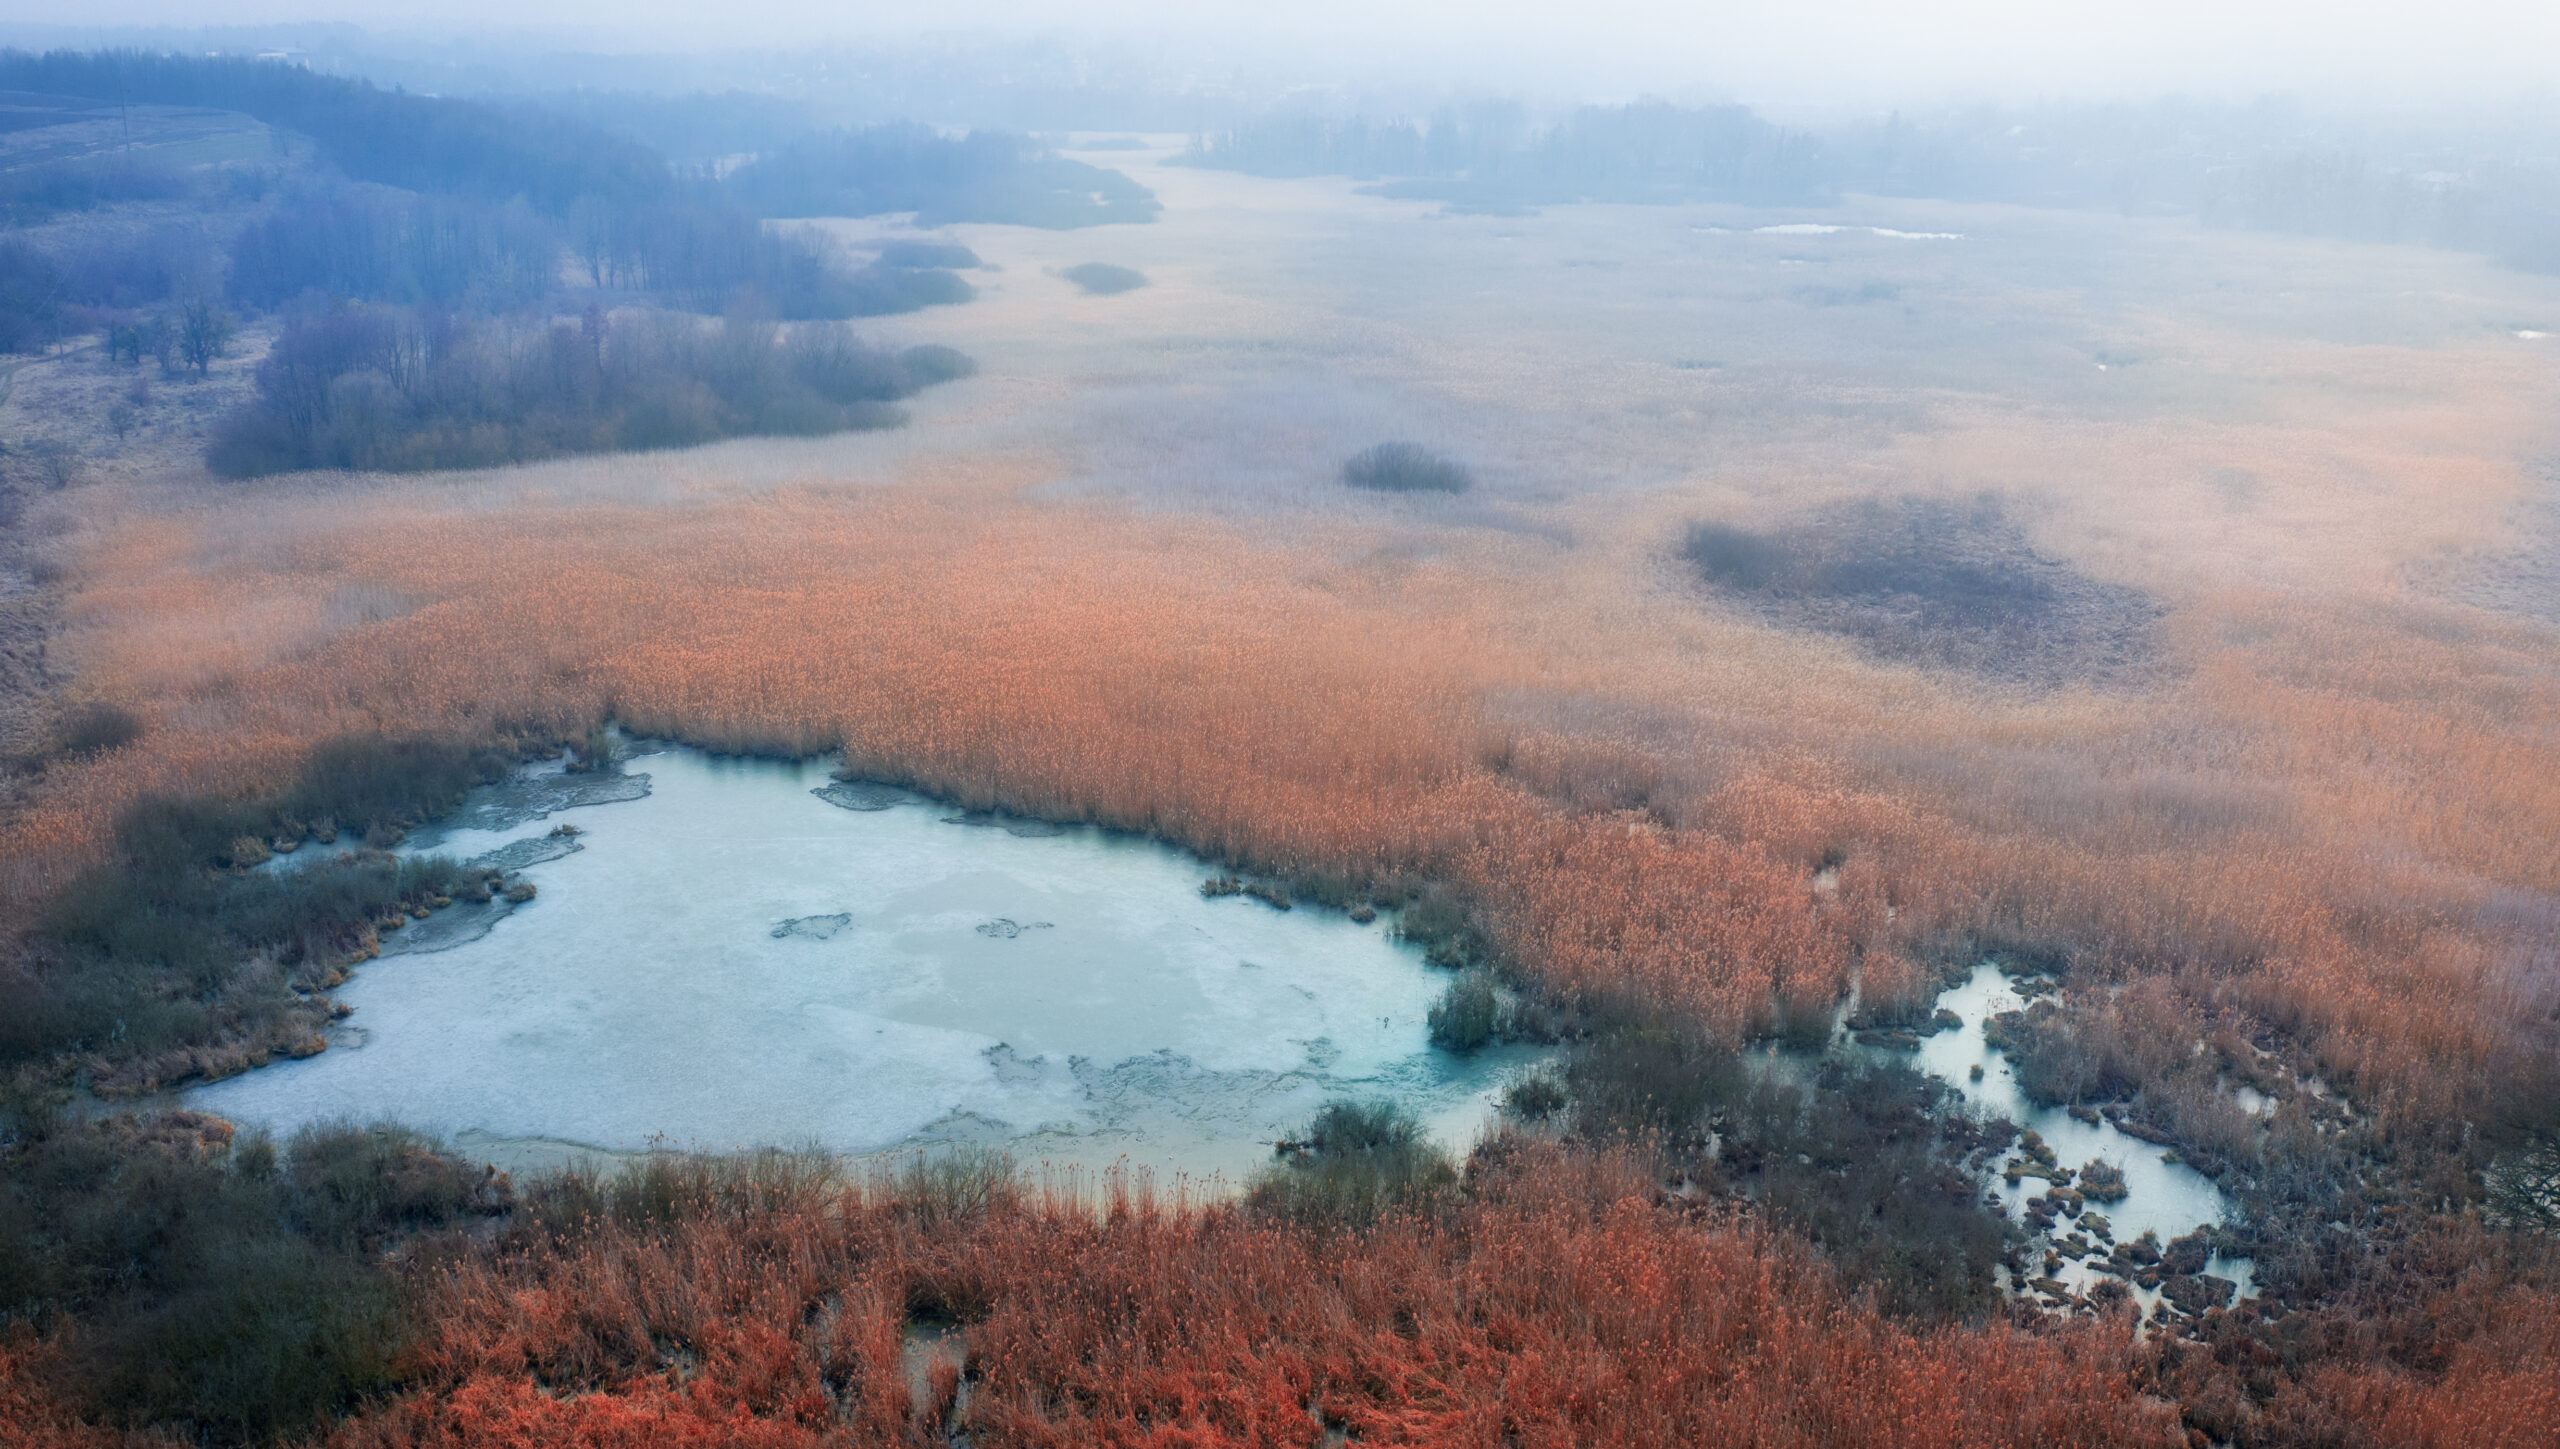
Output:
[{"xmin": 1184, "ymin": 95, "xmax": 2560, "ymax": 269}]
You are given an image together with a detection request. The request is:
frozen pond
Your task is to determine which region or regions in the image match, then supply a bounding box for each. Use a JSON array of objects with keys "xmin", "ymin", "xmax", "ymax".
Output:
[
  {"xmin": 192, "ymin": 746, "xmax": 1539, "ymax": 1184},
  {"xmin": 1915, "ymin": 964, "xmax": 2254, "ymax": 1305}
]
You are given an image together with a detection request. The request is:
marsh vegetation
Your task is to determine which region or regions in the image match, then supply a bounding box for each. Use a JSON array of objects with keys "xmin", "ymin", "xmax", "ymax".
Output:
[
  {"xmin": 1682, "ymin": 496, "xmax": 2160, "ymax": 685},
  {"xmin": 0, "ymin": 33, "xmax": 2554, "ymax": 1449}
]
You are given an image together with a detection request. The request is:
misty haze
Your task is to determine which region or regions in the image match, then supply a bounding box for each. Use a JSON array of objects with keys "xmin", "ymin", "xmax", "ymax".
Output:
[{"xmin": 0, "ymin": 4, "xmax": 2552, "ymax": 1446}]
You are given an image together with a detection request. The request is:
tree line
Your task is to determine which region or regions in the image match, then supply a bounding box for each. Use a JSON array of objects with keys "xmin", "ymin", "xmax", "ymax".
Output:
[
  {"xmin": 0, "ymin": 48, "xmax": 1159, "ymax": 359},
  {"xmin": 206, "ymin": 307, "xmax": 975, "ymax": 478},
  {"xmin": 1183, "ymin": 94, "xmax": 2560, "ymax": 270}
]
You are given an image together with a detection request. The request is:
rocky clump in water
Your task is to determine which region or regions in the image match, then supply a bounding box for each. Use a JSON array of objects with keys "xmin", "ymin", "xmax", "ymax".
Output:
[
  {"xmin": 1201, "ymin": 874, "xmax": 1294, "ymax": 910},
  {"xmin": 812, "ymin": 780, "xmax": 908, "ymax": 811},
  {"xmin": 409, "ymin": 768, "xmax": 652, "ymax": 845}
]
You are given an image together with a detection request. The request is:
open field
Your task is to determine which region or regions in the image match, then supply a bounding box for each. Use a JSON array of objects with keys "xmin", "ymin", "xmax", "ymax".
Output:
[{"xmin": 4, "ymin": 147, "xmax": 2558, "ymax": 1443}]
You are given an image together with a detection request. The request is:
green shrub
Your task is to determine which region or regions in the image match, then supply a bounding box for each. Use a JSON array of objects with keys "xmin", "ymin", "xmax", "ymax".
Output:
[
  {"xmin": 1567, "ymin": 1024, "xmax": 1737, "ymax": 1144},
  {"xmin": 9, "ymin": 734, "xmax": 506, "ymax": 1077},
  {"xmin": 1392, "ymin": 886, "xmax": 1485, "ymax": 968},
  {"xmin": 1566, "ymin": 1021, "xmax": 2018, "ymax": 1320},
  {"xmin": 83, "ymin": 1234, "xmax": 403, "ymax": 1441}
]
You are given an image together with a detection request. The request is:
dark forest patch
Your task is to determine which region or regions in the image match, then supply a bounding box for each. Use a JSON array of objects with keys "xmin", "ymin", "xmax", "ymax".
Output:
[
  {"xmin": 1682, "ymin": 496, "xmax": 2159, "ymax": 687},
  {"xmin": 1342, "ymin": 441, "xmax": 1473, "ymax": 495}
]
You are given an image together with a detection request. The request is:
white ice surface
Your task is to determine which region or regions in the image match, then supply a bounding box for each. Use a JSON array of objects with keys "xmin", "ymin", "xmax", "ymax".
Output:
[{"xmin": 192, "ymin": 748, "xmax": 1536, "ymax": 1185}]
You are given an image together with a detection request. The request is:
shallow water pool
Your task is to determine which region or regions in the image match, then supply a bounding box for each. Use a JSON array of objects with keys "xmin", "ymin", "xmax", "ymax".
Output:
[
  {"xmin": 1916, "ymin": 963, "xmax": 2254, "ymax": 1303},
  {"xmin": 192, "ymin": 746, "xmax": 1539, "ymax": 1184}
]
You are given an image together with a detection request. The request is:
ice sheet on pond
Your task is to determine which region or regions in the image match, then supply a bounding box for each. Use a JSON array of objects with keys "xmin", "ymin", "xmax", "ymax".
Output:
[{"xmin": 192, "ymin": 748, "xmax": 1538, "ymax": 1185}]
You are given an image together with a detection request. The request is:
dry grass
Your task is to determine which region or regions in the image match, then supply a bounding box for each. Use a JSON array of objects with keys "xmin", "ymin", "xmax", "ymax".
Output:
[
  {"xmin": 6, "ymin": 458, "xmax": 2552, "ymax": 1128},
  {"xmin": 341, "ymin": 1141, "xmax": 2188, "ymax": 1447}
]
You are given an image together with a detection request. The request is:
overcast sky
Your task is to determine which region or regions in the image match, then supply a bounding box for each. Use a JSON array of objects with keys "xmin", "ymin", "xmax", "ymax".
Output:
[{"xmin": 5, "ymin": 0, "xmax": 2557, "ymax": 112}]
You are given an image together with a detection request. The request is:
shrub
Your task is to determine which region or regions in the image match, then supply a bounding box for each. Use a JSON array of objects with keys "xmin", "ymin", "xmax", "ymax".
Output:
[
  {"xmin": 81, "ymin": 1232, "xmax": 404, "ymax": 1440},
  {"xmin": 50, "ymin": 703, "xmax": 141, "ymax": 758},
  {"xmin": 1503, "ymin": 1068, "xmax": 1570, "ymax": 1119},
  {"xmin": 1427, "ymin": 966, "xmax": 1505, "ymax": 1051},
  {"xmin": 1567, "ymin": 1023, "xmax": 1738, "ymax": 1144},
  {"xmin": 2078, "ymin": 1157, "xmax": 2130, "ymax": 1202},
  {"xmin": 1248, "ymin": 1100, "xmax": 1456, "ymax": 1229},
  {"xmin": 1060, "ymin": 262, "xmax": 1148, "ymax": 295},
  {"xmin": 20, "ymin": 437, "xmax": 81, "ymax": 490},
  {"xmin": 0, "ymin": 1113, "xmax": 496, "ymax": 1443},
  {"xmin": 1392, "ymin": 884, "xmax": 1486, "ymax": 967},
  {"xmin": 7, "ymin": 734, "xmax": 509, "ymax": 1082},
  {"xmin": 1342, "ymin": 440, "xmax": 1472, "ymax": 494},
  {"xmin": 1679, "ymin": 496, "xmax": 2159, "ymax": 685}
]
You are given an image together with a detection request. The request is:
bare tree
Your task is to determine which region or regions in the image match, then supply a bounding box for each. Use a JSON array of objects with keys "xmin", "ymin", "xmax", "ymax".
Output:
[
  {"xmin": 175, "ymin": 298, "xmax": 235, "ymax": 377},
  {"xmin": 24, "ymin": 437, "xmax": 82, "ymax": 490}
]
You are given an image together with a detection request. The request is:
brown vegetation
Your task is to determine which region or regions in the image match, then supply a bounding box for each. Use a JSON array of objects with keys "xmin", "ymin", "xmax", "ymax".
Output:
[
  {"xmin": 2, "ymin": 164, "xmax": 2557, "ymax": 1442},
  {"xmin": 11, "ymin": 1139, "xmax": 2182, "ymax": 1448},
  {"xmin": 8, "ymin": 483, "xmax": 2548, "ymax": 1130}
]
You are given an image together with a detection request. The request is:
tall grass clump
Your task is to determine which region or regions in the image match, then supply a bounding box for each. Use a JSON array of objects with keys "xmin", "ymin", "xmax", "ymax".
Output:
[
  {"xmin": 1427, "ymin": 965, "xmax": 1507, "ymax": 1050},
  {"xmin": 1247, "ymin": 1100, "xmax": 1457, "ymax": 1229}
]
